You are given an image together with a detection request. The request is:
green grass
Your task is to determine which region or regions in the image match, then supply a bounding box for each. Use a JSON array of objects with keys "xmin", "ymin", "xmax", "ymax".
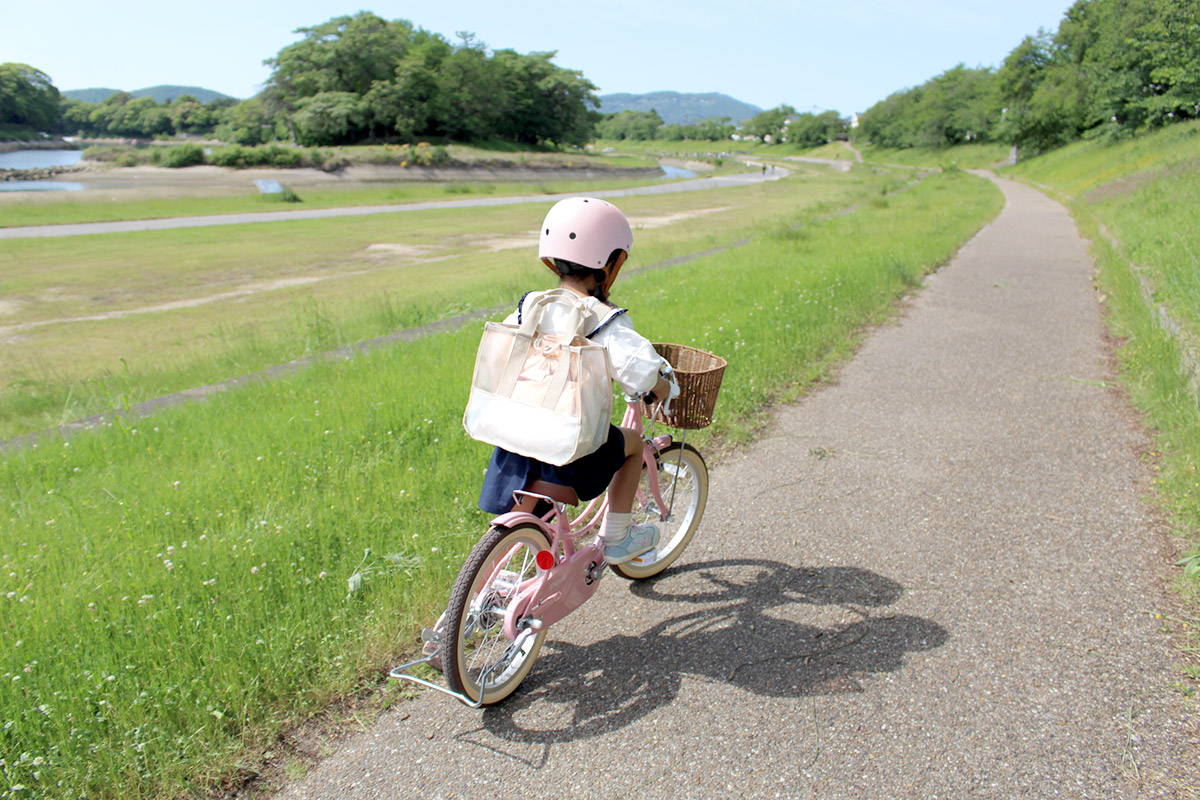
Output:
[
  {"xmin": 1005, "ymin": 121, "xmax": 1200, "ymax": 199},
  {"xmin": 0, "ymin": 167, "xmax": 896, "ymax": 440},
  {"xmin": 592, "ymin": 137, "xmax": 861, "ymax": 162},
  {"xmin": 858, "ymin": 141, "xmax": 1012, "ymax": 170},
  {"xmin": 0, "ymin": 168, "xmax": 1002, "ymax": 799},
  {"xmin": 1003, "ymin": 120, "xmax": 1200, "ymax": 670},
  {"xmin": 799, "ymin": 142, "xmax": 858, "ymax": 161}
]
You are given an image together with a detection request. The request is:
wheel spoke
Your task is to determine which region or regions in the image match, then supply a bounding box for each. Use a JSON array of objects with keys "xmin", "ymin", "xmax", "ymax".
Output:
[{"xmin": 444, "ymin": 525, "xmax": 551, "ymax": 703}]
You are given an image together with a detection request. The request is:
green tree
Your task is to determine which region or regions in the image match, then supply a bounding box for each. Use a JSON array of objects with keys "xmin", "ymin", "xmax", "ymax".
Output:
[
  {"xmin": 596, "ymin": 109, "xmax": 662, "ymax": 140},
  {"xmin": 995, "ymin": 32, "xmax": 1091, "ymax": 152},
  {"xmin": 435, "ymin": 34, "xmax": 506, "ymax": 141},
  {"xmin": 60, "ymin": 98, "xmax": 95, "ymax": 136},
  {"xmin": 264, "ymin": 13, "xmax": 600, "ymax": 146},
  {"xmin": 265, "ymin": 12, "xmax": 414, "ymax": 101},
  {"xmin": 744, "ymin": 105, "xmax": 796, "ymax": 142},
  {"xmin": 293, "ymin": 91, "xmax": 367, "ymax": 145},
  {"xmin": 214, "ymin": 97, "xmax": 275, "ymax": 145},
  {"xmin": 169, "ymin": 96, "xmax": 217, "ymax": 134},
  {"xmin": 785, "ymin": 110, "xmax": 847, "ymax": 146},
  {"xmin": 492, "ymin": 50, "xmax": 598, "ymax": 146},
  {"xmin": 0, "ymin": 63, "xmax": 61, "ymax": 130},
  {"xmin": 860, "ymin": 66, "xmax": 998, "ymax": 148}
]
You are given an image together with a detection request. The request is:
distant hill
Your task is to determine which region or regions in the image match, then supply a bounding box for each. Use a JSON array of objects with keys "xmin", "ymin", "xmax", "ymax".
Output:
[
  {"xmin": 63, "ymin": 85, "xmax": 236, "ymax": 104},
  {"xmin": 597, "ymin": 92, "xmax": 761, "ymax": 124}
]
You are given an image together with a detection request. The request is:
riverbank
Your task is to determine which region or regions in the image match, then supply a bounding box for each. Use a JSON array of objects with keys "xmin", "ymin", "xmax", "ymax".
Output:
[
  {"xmin": 0, "ymin": 139, "xmax": 79, "ymax": 154},
  {"xmin": 0, "ymin": 165, "xmax": 85, "ymax": 182}
]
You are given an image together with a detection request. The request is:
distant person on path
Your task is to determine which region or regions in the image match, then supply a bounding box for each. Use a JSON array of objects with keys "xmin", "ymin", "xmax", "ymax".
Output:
[{"xmin": 475, "ymin": 197, "xmax": 677, "ymax": 565}]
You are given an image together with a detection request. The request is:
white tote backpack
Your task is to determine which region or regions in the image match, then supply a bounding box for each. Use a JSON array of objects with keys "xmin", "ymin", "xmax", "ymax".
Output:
[{"xmin": 463, "ymin": 289, "xmax": 614, "ymax": 466}]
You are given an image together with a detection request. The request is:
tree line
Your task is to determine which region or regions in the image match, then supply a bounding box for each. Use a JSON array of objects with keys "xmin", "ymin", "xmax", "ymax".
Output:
[
  {"xmin": 858, "ymin": 0, "xmax": 1200, "ymax": 154},
  {"xmin": 1, "ymin": 12, "xmax": 600, "ymax": 148},
  {"xmin": 597, "ymin": 106, "xmax": 848, "ymax": 146}
]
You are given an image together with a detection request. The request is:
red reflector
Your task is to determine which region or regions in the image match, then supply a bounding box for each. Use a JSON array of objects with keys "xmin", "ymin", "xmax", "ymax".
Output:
[{"xmin": 535, "ymin": 550, "xmax": 556, "ymax": 571}]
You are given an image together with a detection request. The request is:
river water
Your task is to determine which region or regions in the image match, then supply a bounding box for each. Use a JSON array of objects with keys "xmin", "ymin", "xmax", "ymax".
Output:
[
  {"xmin": 659, "ymin": 164, "xmax": 697, "ymax": 180},
  {"xmin": 0, "ymin": 149, "xmax": 87, "ymax": 191}
]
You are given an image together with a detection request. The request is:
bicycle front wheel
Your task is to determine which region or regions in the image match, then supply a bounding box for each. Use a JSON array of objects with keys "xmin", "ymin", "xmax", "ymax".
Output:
[
  {"xmin": 443, "ymin": 524, "xmax": 551, "ymax": 706},
  {"xmin": 614, "ymin": 443, "xmax": 709, "ymax": 580}
]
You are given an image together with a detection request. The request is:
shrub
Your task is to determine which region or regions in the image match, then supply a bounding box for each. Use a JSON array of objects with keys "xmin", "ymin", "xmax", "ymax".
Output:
[
  {"xmin": 158, "ymin": 144, "xmax": 205, "ymax": 168},
  {"xmin": 206, "ymin": 144, "xmax": 308, "ymax": 169},
  {"xmin": 406, "ymin": 143, "xmax": 450, "ymax": 166},
  {"xmin": 259, "ymin": 145, "xmax": 303, "ymax": 168},
  {"xmin": 260, "ymin": 185, "xmax": 303, "ymax": 203},
  {"xmin": 207, "ymin": 145, "xmax": 248, "ymax": 167}
]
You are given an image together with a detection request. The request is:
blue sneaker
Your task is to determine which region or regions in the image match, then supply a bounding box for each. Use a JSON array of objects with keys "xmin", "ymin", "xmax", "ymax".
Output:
[{"xmin": 603, "ymin": 522, "xmax": 661, "ymax": 565}]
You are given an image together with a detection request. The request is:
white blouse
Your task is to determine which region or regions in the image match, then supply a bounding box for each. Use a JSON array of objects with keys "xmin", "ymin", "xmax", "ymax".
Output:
[{"xmin": 503, "ymin": 294, "xmax": 663, "ymax": 396}]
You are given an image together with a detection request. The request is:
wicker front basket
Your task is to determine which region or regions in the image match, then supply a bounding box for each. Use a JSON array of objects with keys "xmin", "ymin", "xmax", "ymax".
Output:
[{"xmin": 640, "ymin": 343, "xmax": 727, "ymax": 430}]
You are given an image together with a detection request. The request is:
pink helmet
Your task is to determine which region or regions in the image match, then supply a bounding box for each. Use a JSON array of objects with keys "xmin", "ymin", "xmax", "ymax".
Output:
[{"xmin": 538, "ymin": 197, "xmax": 633, "ymax": 270}]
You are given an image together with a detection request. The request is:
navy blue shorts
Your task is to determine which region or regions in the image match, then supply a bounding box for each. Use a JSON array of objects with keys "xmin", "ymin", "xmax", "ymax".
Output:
[{"xmin": 477, "ymin": 425, "xmax": 628, "ymax": 514}]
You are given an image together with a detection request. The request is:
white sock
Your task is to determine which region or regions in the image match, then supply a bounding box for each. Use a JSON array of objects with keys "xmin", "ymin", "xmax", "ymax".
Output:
[{"xmin": 601, "ymin": 511, "xmax": 632, "ymax": 542}]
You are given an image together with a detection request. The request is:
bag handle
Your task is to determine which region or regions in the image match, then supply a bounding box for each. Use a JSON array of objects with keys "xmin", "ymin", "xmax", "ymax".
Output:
[{"xmin": 516, "ymin": 288, "xmax": 588, "ymax": 339}]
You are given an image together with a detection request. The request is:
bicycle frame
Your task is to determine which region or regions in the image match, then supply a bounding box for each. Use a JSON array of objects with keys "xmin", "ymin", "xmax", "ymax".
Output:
[{"xmin": 391, "ymin": 400, "xmax": 685, "ymax": 706}]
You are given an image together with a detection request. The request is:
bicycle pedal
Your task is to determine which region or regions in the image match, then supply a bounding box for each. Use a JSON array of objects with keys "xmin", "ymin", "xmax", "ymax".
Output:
[{"xmin": 631, "ymin": 549, "xmax": 657, "ymax": 565}]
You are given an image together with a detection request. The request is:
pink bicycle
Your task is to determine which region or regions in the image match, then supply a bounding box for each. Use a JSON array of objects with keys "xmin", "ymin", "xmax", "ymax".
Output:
[{"xmin": 393, "ymin": 344, "xmax": 725, "ymax": 707}]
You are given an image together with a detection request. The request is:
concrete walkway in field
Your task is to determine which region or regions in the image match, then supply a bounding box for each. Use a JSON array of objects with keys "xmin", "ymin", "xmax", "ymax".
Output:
[
  {"xmin": 273, "ymin": 174, "xmax": 1197, "ymax": 799},
  {"xmin": 0, "ymin": 168, "xmax": 784, "ymax": 240}
]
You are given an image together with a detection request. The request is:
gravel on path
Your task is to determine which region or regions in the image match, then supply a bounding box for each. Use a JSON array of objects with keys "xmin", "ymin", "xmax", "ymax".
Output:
[{"xmin": 272, "ymin": 173, "xmax": 1197, "ymax": 799}]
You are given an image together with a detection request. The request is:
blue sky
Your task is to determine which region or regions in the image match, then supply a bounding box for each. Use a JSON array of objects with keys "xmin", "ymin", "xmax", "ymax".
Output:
[{"xmin": 4, "ymin": 1, "xmax": 1076, "ymax": 114}]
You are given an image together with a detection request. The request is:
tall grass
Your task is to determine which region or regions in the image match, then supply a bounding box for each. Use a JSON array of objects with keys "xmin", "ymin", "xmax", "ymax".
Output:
[{"xmin": 0, "ymin": 170, "xmax": 1001, "ymax": 798}]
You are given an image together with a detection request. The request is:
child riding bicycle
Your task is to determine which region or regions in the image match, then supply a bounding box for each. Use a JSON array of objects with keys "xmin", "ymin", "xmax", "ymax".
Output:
[{"xmin": 476, "ymin": 197, "xmax": 677, "ymax": 565}]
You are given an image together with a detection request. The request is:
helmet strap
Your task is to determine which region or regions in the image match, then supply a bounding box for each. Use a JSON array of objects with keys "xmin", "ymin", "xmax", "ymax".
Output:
[{"xmin": 599, "ymin": 251, "xmax": 627, "ymax": 297}]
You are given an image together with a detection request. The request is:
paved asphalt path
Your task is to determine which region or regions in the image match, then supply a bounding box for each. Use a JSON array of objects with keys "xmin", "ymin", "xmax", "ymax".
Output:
[
  {"xmin": 275, "ymin": 174, "xmax": 1196, "ymax": 798},
  {"xmin": 0, "ymin": 170, "xmax": 784, "ymax": 240}
]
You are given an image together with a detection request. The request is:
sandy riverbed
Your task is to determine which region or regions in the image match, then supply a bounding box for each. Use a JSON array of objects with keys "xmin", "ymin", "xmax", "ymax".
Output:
[{"xmin": 0, "ymin": 160, "xmax": 667, "ymax": 202}]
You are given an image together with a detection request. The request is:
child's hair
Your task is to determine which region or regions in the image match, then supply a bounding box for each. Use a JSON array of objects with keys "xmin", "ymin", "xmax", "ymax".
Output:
[{"xmin": 553, "ymin": 248, "xmax": 625, "ymax": 282}]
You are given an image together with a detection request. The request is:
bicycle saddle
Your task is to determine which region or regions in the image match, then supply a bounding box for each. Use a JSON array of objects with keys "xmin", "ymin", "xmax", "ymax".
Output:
[{"xmin": 524, "ymin": 479, "xmax": 580, "ymax": 506}]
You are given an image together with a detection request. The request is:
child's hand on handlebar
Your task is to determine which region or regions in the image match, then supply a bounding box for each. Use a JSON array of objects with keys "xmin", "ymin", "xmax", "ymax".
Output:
[{"xmin": 644, "ymin": 368, "xmax": 680, "ymax": 407}]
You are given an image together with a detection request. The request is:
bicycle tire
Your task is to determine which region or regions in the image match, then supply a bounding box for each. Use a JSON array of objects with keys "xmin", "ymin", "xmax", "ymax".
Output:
[
  {"xmin": 612, "ymin": 443, "xmax": 709, "ymax": 580},
  {"xmin": 443, "ymin": 523, "xmax": 551, "ymax": 705}
]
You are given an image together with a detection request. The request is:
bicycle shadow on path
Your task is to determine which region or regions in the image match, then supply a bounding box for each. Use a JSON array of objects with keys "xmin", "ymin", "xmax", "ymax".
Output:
[{"xmin": 467, "ymin": 558, "xmax": 947, "ymax": 751}]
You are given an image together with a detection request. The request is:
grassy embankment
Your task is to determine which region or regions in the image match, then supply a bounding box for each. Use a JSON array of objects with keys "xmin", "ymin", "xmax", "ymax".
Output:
[
  {"xmin": 0, "ymin": 167, "xmax": 1003, "ymax": 799},
  {"xmin": 1004, "ymin": 122, "xmax": 1200, "ymax": 662},
  {"xmin": 0, "ymin": 161, "xmax": 886, "ymax": 440},
  {"xmin": 858, "ymin": 141, "xmax": 1013, "ymax": 170},
  {"xmin": 591, "ymin": 136, "xmax": 844, "ymax": 161}
]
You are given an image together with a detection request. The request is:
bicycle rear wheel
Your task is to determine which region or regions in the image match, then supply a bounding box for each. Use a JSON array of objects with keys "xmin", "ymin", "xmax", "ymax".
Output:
[
  {"xmin": 613, "ymin": 443, "xmax": 709, "ymax": 580},
  {"xmin": 443, "ymin": 524, "xmax": 551, "ymax": 705}
]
